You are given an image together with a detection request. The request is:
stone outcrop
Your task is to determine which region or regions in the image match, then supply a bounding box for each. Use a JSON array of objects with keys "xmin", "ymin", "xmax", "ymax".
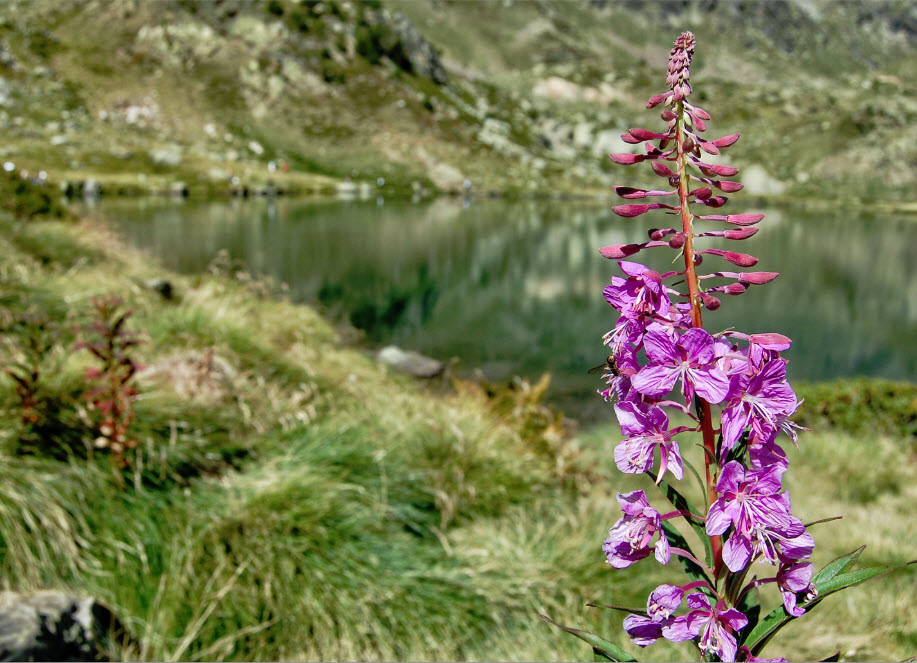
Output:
[{"xmin": 0, "ymin": 591, "xmax": 128, "ymax": 661}]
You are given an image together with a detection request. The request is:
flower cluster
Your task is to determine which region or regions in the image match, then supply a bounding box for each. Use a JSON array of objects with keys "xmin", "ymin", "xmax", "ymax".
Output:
[{"xmin": 597, "ymin": 32, "xmax": 815, "ymax": 662}]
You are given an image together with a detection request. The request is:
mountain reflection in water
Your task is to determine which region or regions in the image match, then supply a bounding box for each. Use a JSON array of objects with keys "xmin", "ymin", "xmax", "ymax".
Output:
[{"xmin": 97, "ymin": 196, "xmax": 917, "ymax": 424}]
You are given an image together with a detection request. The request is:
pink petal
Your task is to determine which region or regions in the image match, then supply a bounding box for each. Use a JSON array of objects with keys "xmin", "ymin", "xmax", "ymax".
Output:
[
  {"xmin": 699, "ymin": 196, "xmax": 728, "ymax": 208},
  {"xmin": 612, "ymin": 204, "xmax": 650, "ymax": 217},
  {"xmin": 714, "ymin": 180, "xmax": 744, "ymax": 193},
  {"xmin": 700, "ymin": 141, "xmax": 720, "ymax": 155},
  {"xmin": 614, "ymin": 186, "xmax": 676, "ymax": 199},
  {"xmin": 726, "ymin": 213, "xmax": 764, "ymax": 225},
  {"xmin": 612, "ymin": 203, "xmax": 677, "ymax": 218},
  {"xmin": 690, "ymin": 187, "xmax": 713, "ymax": 199},
  {"xmin": 691, "ymin": 106, "xmax": 711, "ymax": 121},
  {"xmin": 724, "ymin": 227, "xmax": 759, "ymax": 240},
  {"xmin": 620, "ymin": 132, "xmax": 642, "ymax": 144},
  {"xmin": 610, "ymin": 153, "xmax": 644, "ymax": 165},
  {"xmin": 646, "ymin": 93, "xmax": 668, "ymax": 108},
  {"xmin": 697, "ymin": 213, "xmax": 764, "ymax": 226},
  {"xmin": 699, "ymin": 249, "xmax": 759, "ymax": 267},
  {"xmin": 748, "ymin": 332, "xmax": 792, "ymax": 350},
  {"xmin": 599, "ymin": 244, "xmax": 642, "ymax": 259},
  {"xmin": 711, "ymin": 271, "xmax": 779, "ymax": 284},
  {"xmin": 629, "ymin": 127, "xmax": 665, "ymax": 141},
  {"xmin": 660, "ymin": 110, "xmax": 676, "ymax": 121},
  {"xmin": 651, "ymin": 161, "xmax": 676, "ymax": 177},
  {"xmin": 649, "ymin": 228, "xmax": 677, "ymax": 240},
  {"xmin": 697, "ymin": 162, "xmax": 740, "ymax": 177},
  {"xmin": 712, "ymin": 133, "xmax": 741, "ymax": 148}
]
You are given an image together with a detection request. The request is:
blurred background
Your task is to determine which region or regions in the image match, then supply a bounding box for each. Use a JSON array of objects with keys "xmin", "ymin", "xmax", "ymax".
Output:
[{"xmin": 1, "ymin": 1, "xmax": 916, "ymax": 661}]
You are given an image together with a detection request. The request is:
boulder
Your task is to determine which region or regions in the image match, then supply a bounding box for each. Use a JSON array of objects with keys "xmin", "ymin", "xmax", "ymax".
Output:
[{"xmin": 0, "ymin": 590, "xmax": 127, "ymax": 661}]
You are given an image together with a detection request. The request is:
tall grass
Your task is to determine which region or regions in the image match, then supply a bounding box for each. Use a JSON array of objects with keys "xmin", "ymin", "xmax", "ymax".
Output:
[{"xmin": 0, "ymin": 213, "xmax": 913, "ymax": 661}]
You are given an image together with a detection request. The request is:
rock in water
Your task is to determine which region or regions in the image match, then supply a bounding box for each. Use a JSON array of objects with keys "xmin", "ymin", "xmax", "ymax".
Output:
[
  {"xmin": 377, "ymin": 345, "xmax": 443, "ymax": 378},
  {"xmin": 0, "ymin": 591, "xmax": 126, "ymax": 661}
]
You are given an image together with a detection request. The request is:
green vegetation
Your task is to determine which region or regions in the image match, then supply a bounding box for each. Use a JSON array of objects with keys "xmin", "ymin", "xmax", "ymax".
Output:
[
  {"xmin": 1, "ymin": 203, "xmax": 915, "ymax": 661},
  {"xmin": 1, "ymin": 1, "xmax": 917, "ymax": 201}
]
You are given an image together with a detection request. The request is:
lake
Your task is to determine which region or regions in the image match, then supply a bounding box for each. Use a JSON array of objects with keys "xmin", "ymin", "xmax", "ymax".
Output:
[{"xmin": 95, "ymin": 196, "xmax": 917, "ymax": 424}]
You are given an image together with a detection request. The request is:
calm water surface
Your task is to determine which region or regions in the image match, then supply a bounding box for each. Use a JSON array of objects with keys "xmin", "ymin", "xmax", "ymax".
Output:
[{"xmin": 97, "ymin": 196, "xmax": 917, "ymax": 423}]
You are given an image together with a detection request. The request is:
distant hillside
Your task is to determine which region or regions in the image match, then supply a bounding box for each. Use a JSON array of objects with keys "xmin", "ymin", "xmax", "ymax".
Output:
[{"xmin": 1, "ymin": 0, "xmax": 916, "ymax": 200}]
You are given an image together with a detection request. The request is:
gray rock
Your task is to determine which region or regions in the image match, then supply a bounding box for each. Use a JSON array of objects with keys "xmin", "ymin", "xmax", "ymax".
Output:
[
  {"xmin": 0, "ymin": 590, "xmax": 127, "ymax": 661},
  {"xmin": 377, "ymin": 345, "xmax": 443, "ymax": 378}
]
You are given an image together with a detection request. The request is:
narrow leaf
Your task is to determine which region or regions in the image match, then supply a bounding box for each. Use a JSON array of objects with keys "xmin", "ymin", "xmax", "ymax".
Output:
[
  {"xmin": 746, "ymin": 558, "xmax": 916, "ymax": 655},
  {"xmin": 538, "ymin": 614, "xmax": 638, "ymax": 662},
  {"xmin": 811, "ymin": 546, "xmax": 865, "ymax": 585},
  {"xmin": 585, "ymin": 602, "xmax": 647, "ymax": 616}
]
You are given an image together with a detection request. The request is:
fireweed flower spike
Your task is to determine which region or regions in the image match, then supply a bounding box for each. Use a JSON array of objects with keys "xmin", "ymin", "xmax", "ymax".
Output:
[{"xmin": 542, "ymin": 30, "xmax": 915, "ymax": 663}]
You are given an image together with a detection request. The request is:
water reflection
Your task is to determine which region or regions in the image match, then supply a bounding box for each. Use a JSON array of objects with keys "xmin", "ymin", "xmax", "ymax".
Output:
[{"xmin": 98, "ymin": 197, "xmax": 917, "ymax": 423}]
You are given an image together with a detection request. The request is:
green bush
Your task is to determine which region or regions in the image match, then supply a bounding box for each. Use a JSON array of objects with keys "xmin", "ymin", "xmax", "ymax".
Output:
[{"xmin": 795, "ymin": 377, "xmax": 917, "ymax": 439}]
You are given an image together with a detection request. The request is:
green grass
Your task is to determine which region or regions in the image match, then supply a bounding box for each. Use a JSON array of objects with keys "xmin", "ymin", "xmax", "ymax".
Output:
[{"xmin": 0, "ymin": 210, "xmax": 915, "ymax": 662}]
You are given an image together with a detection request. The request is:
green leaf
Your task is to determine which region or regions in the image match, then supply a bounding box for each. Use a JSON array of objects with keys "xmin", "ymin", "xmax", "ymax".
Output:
[
  {"xmin": 746, "ymin": 558, "xmax": 916, "ymax": 656},
  {"xmin": 735, "ymin": 584, "xmax": 760, "ymax": 645},
  {"xmin": 681, "ymin": 456, "xmax": 708, "ymax": 507},
  {"xmin": 660, "ymin": 521, "xmax": 712, "ymax": 586},
  {"xmin": 594, "ymin": 647, "xmax": 614, "ymax": 662},
  {"xmin": 649, "ymin": 472, "xmax": 713, "ymax": 567},
  {"xmin": 538, "ymin": 613, "xmax": 638, "ymax": 662},
  {"xmin": 811, "ymin": 545, "xmax": 864, "ymax": 585}
]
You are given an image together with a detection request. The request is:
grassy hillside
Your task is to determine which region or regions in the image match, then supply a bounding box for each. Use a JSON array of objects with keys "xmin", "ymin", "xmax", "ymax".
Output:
[
  {"xmin": 1, "ymin": 207, "xmax": 915, "ymax": 661},
  {"xmin": 1, "ymin": 0, "xmax": 917, "ymax": 201}
]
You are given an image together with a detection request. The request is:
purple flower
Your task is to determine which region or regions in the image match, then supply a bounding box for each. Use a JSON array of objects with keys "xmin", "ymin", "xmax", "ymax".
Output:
[
  {"xmin": 747, "ymin": 430, "xmax": 789, "ymax": 472},
  {"xmin": 622, "ymin": 614, "xmax": 665, "ymax": 647},
  {"xmin": 706, "ymin": 462, "xmax": 805, "ymax": 572},
  {"xmin": 603, "ymin": 490, "xmax": 670, "ymax": 568},
  {"xmin": 778, "ymin": 529, "xmax": 815, "ymax": 563},
  {"xmin": 613, "ymin": 401, "xmax": 684, "ymax": 482},
  {"xmin": 603, "ymin": 261, "xmax": 672, "ymax": 320},
  {"xmin": 776, "ymin": 561, "xmax": 815, "ymax": 617},
  {"xmin": 647, "ymin": 583, "xmax": 685, "ymax": 621},
  {"xmin": 631, "ymin": 328, "xmax": 730, "ymax": 403},
  {"xmin": 665, "ymin": 593, "xmax": 748, "ymax": 662},
  {"xmin": 720, "ymin": 358, "xmax": 797, "ymax": 457}
]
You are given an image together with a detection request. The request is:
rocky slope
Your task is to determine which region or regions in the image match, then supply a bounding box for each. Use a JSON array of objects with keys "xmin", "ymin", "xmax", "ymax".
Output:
[{"xmin": 1, "ymin": 0, "xmax": 916, "ymax": 200}]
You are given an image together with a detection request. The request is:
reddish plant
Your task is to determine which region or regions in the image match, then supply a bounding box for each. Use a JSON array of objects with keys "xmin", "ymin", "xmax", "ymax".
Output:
[{"xmin": 76, "ymin": 295, "xmax": 143, "ymax": 468}]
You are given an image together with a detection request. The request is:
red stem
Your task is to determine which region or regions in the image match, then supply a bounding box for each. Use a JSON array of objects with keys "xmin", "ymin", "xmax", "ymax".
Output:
[{"xmin": 675, "ymin": 100, "xmax": 723, "ymax": 579}]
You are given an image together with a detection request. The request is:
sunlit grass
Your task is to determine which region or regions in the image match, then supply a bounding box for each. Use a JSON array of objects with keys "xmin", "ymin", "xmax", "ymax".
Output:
[{"xmin": 0, "ymin": 212, "xmax": 914, "ymax": 662}]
